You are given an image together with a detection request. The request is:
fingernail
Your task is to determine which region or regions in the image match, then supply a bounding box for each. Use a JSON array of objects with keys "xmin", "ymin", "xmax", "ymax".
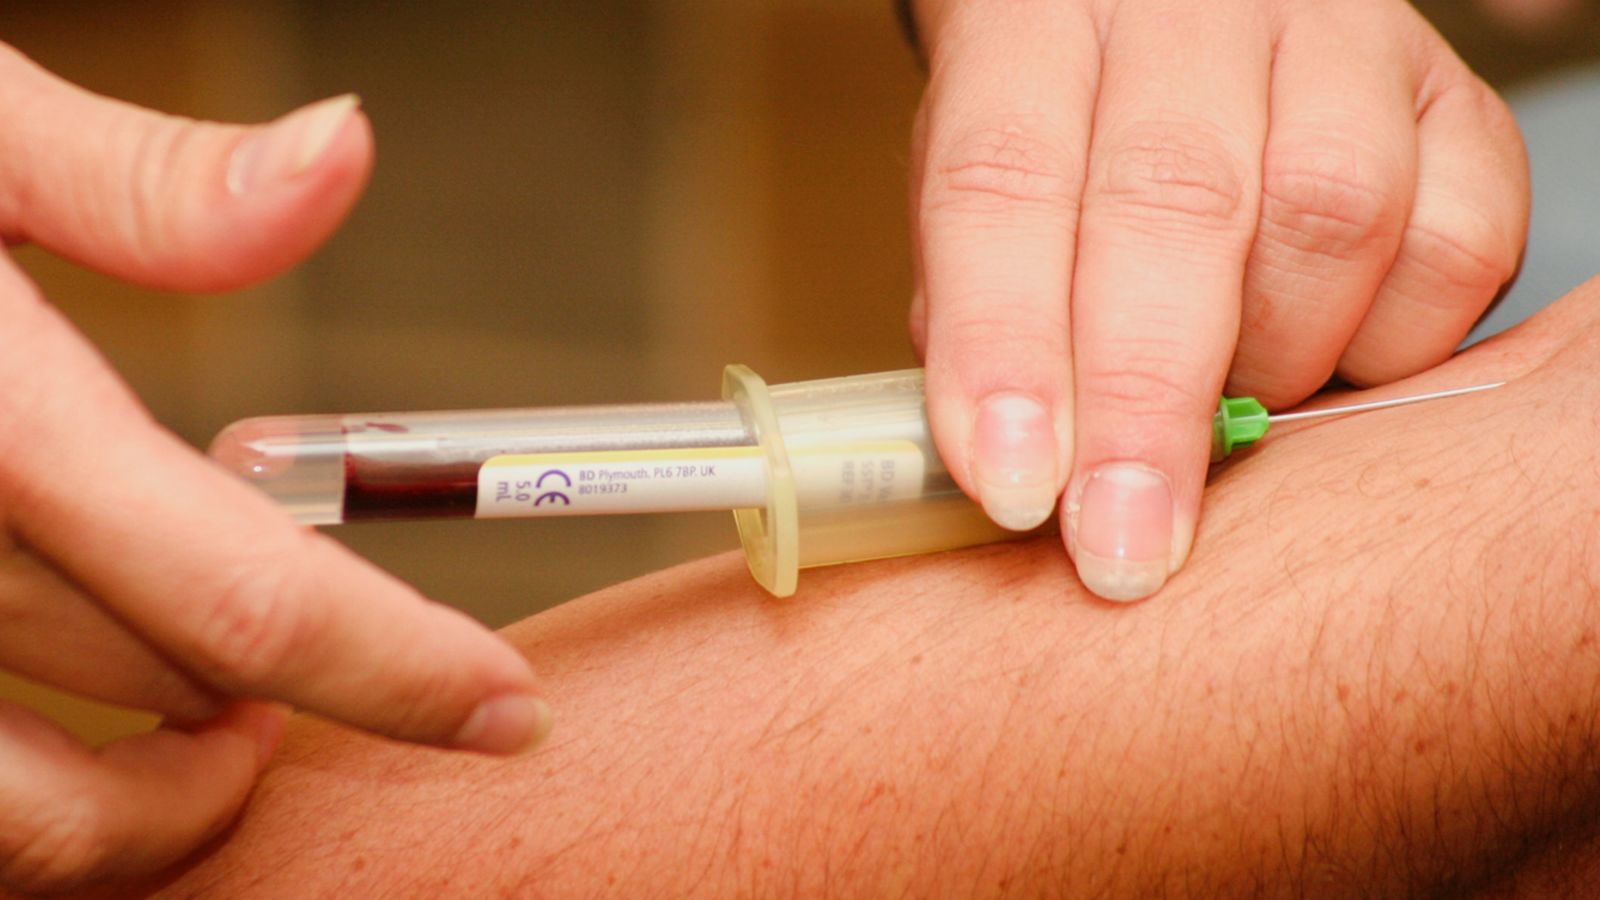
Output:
[
  {"xmin": 452, "ymin": 694, "xmax": 554, "ymax": 756},
  {"xmin": 1069, "ymin": 462, "xmax": 1174, "ymax": 602},
  {"xmin": 970, "ymin": 393, "xmax": 1060, "ymax": 531},
  {"xmin": 227, "ymin": 93, "xmax": 361, "ymax": 195}
]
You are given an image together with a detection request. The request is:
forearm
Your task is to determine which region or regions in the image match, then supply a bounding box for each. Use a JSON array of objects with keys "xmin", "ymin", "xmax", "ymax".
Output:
[{"xmin": 153, "ymin": 289, "xmax": 1600, "ymax": 896}]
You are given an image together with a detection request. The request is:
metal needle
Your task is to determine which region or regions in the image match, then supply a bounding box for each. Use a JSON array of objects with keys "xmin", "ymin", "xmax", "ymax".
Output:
[{"xmin": 1267, "ymin": 381, "xmax": 1507, "ymax": 424}]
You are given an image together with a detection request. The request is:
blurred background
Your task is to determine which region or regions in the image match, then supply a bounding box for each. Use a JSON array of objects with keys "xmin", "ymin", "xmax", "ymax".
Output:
[{"xmin": 0, "ymin": 0, "xmax": 1595, "ymax": 739}]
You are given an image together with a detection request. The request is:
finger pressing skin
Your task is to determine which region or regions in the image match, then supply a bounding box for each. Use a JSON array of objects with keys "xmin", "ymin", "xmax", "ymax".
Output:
[
  {"xmin": 0, "ymin": 699, "xmax": 283, "ymax": 894},
  {"xmin": 917, "ymin": 0, "xmax": 1099, "ymax": 531},
  {"xmin": 0, "ymin": 533, "xmax": 218, "ymax": 720},
  {"xmin": 0, "ymin": 42, "xmax": 372, "ymax": 293},
  {"xmin": 1227, "ymin": 3, "xmax": 1419, "ymax": 408},
  {"xmin": 1065, "ymin": 0, "xmax": 1269, "ymax": 601},
  {"xmin": 1338, "ymin": 50, "xmax": 1530, "ymax": 386},
  {"xmin": 0, "ymin": 259, "xmax": 549, "ymax": 755}
]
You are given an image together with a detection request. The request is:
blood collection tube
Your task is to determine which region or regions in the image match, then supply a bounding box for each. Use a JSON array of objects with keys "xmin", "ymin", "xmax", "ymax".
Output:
[
  {"xmin": 211, "ymin": 400, "xmax": 760, "ymax": 525},
  {"xmin": 211, "ymin": 367, "xmax": 1015, "ymax": 596}
]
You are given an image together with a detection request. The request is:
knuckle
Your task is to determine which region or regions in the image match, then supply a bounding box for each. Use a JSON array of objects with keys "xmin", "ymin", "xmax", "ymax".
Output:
[
  {"xmin": 112, "ymin": 110, "xmax": 233, "ymax": 279},
  {"xmin": 115, "ymin": 110, "xmax": 193, "ymax": 270},
  {"xmin": 1456, "ymin": 73, "xmax": 1522, "ymax": 148},
  {"xmin": 927, "ymin": 118, "xmax": 1080, "ymax": 217},
  {"xmin": 937, "ymin": 293, "xmax": 1069, "ymax": 363},
  {"xmin": 1081, "ymin": 343, "xmax": 1215, "ymax": 420},
  {"xmin": 1092, "ymin": 120, "xmax": 1251, "ymax": 229},
  {"xmin": 1403, "ymin": 211, "xmax": 1518, "ymax": 304},
  {"xmin": 191, "ymin": 535, "xmax": 321, "ymax": 689},
  {"xmin": 2, "ymin": 794, "xmax": 112, "ymax": 893},
  {"xmin": 1260, "ymin": 140, "xmax": 1404, "ymax": 254}
]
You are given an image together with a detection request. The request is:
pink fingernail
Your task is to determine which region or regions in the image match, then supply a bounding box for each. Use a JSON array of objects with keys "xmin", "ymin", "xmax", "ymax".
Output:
[
  {"xmin": 970, "ymin": 393, "xmax": 1060, "ymax": 531},
  {"xmin": 1069, "ymin": 462, "xmax": 1173, "ymax": 602},
  {"xmin": 452, "ymin": 694, "xmax": 554, "ymax": 755},
  {"xmin": 227, "ymin": 94, "xmax": 360, "ymax": 195}
]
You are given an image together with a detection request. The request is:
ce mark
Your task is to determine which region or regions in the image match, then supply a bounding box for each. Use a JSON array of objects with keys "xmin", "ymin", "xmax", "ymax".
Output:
[{"xmin": 535, "ymin": 470, "xmax": 571, "ymax": 506}]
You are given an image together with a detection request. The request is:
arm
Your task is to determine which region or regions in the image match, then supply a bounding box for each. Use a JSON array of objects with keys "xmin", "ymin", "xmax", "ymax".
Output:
[{"xmin": 151, "ymin": 282, "xmax": 1600, "ymax": 896}]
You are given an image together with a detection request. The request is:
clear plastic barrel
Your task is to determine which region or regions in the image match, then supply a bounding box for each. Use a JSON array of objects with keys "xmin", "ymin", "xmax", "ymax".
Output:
[{"xmin": 210, "ymin": 403, "xmax": 755, "ymax": 525}]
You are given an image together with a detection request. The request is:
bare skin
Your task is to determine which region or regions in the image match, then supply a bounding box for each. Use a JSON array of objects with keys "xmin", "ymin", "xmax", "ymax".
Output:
[{"xmin": 133, "ymin": 279, "xmax": 1600, "ymax": 897}]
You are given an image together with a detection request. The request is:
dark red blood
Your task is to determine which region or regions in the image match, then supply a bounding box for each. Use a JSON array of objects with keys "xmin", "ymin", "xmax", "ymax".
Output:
[
  {"xmin": 338, "ymin": 422, "xmax": 479, "ymax": 520},
  {"xmin": 342, "ymin": 456, "xmax": 480, "ymax": 520}
]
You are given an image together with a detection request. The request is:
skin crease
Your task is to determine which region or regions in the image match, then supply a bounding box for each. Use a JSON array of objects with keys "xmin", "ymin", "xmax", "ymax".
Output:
[
  {"xmin": 906, "ymin": 0, "xmax": 1530, "ymax": 603},
  {"xmin": 121, "ymin": 280, "xmax": 1600, "ymax": 898}
]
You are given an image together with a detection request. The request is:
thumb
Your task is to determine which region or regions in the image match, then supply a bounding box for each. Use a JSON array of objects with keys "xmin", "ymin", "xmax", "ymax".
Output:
[{"xmin": 0, "ymin": 43, "xmax": 372, "ymax": 293}]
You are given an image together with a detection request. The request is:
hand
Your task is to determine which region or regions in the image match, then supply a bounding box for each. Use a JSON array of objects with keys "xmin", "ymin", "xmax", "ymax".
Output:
[
  {"xmin": 906, "ymin": 0, "xmax": 1529, "ymax": 600},
  {"xmin": 0, "ymin": 45, "xmax": 549, "ymax": 893}
]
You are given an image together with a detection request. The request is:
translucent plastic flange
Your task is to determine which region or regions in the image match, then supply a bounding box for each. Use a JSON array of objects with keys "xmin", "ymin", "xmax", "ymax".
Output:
[
  {"xmin": 723, "ymin": 364, "xmax": 1024, "ymax": 598},
  {"xmin": 722, "ymin": 364, "xmax": 800, "ymax": 597}
]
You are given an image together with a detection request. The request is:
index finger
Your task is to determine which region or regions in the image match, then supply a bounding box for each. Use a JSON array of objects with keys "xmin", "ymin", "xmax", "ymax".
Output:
[{"xmin": 0, "ymin": 263, "xmax": 548, "ymax": 754}]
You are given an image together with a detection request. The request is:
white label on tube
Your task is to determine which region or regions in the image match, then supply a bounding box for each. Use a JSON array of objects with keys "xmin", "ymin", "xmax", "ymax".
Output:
[
  {"xmin": 477, "ymin": 447, "xmax": 766, "ymax": 517},
  {"xmin": 476, "ymin": 441, "xmax": 925, "ymax": 518}
]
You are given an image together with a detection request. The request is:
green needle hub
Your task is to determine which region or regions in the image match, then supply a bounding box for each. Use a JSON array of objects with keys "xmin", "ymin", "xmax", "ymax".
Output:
[{"xmin": 1212, "ymin": 396, "xmax": 1270, "ymax": 462}]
